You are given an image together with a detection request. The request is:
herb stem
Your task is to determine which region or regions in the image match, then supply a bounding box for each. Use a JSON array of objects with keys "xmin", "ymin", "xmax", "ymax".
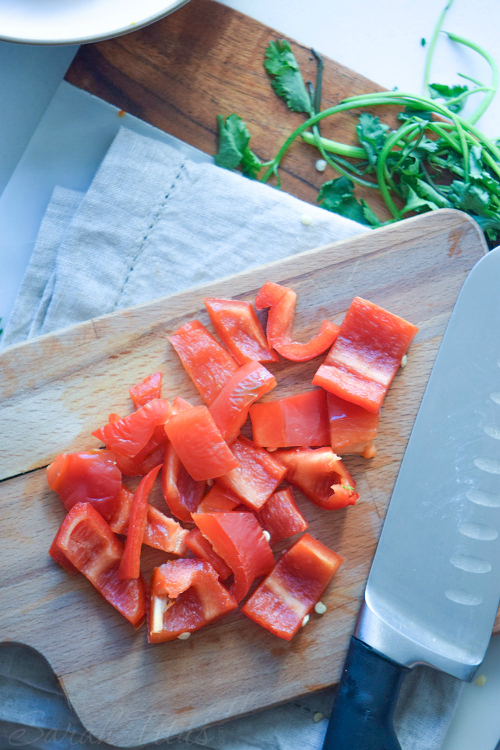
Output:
[
  {"xmin": 423, "ymin": 0, "xmax": 454, "ymax": 98},
  {"xmin": 445, "ymin": 32, "xmax": 499, "ymax": 124}
]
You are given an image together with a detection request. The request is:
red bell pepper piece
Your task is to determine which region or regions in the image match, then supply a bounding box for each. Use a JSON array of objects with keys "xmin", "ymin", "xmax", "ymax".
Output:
[
  {"xmin": 203, "ymin": 297, "xmax": 278, "ymax": 365},
  {"xmin": 327, "ymin": 392, "xmax": 379, "ymax": 457},
  {"xmin": 107, "ymin": 485, "xmax": 135, "ymax": 534},
  {"xmin": 274, "ymin": 447, "xmax": 359, "ymax": 510},
  {"xmin": 216, "ymin": 436, "xmax": 287, "ymax": 511},
  {"xmin": 119, "ymin": 464, "xmax": 162, "ymax": 579},
  {"xmin": 197, "ymin": 484, "xmax": 240, "ymax": 513},
  {"xmin": 49, "ymin": 536, "xmax": 78, "ymax": 574},
  {"xmin": 257, "ymin": 487, "xmax": 308, "ymax": 545},
  {"xmin": 54, "ymin": 502, "xmax": 146, "ymax": 626},
  {"xmin": 46, "ymin": 450, "xmax": 122, "ymax": 521},
  {"xmin": 164, "ymin": 404, "xmax": 239, "ymax": 482},
  {"xmin": 192, "ymin": 511, "xmax": 274, "ymax": 602},
  {"xmin": 250, "ymin": 389, "xmax": 330, "ymax": 448},
  {"xmin": 313, "ymin": 297, "xmax": 418, "ymax": 413},
  {"xmin": 168, "ymin": 320, "xmax": 239, "ymax": 404},
  {"xmin": 209, "ymin": 361, "xmax": 277, "ymax": 444},
  {"xmin": 93, "ymin": 399, "xmax": 171, "ymax": 458},
  {"xmin": 185, "ymin": 528, "xmax": 232, "ymax": 580},
  {"xmin": 148, "ymin": 559, "xmax": 238, "ymax": 643},
  {"xmin": 255, "ymin": 281, "xmax": 339, "ymax": 362},
  {"xmin": 109, "ymin": 420, "xmax": 168, "ymax": 476},
  {"xmin": 129, "ymin": 372, "xmax": 162, "ymax": 409},
  {"xmin": 242, "ymin": 533, "xmax": 344, "ymax": 640}
]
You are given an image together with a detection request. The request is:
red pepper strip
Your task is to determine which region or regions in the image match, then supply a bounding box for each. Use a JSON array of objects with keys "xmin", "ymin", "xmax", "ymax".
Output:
[
  {"xmin": 204, "ymin": 298, "xmax": 279, "ymax": 365},
  {"xmin": 257, "ymin": 487, "xmax": 308, "ymax": 545},
  {"xmin": 108, "ymin": 485, "xmax": 135, "ymax": 534},
  {"xmin": 164, "ymin": 405, "xmax": 239, "ymax": 482},
  {"xmin": 129, "ymin": 372, "xmax": 162, "ymax": 409},
  {"xmin": 313, "ymin": 297, "xmax": 418, "ymax": 413},
  {"xmin": 242, "ymin": 533, "xmax": 344, "ymax": 640},
  {"xmin": 274, "ymin": 447, "xmax": 359, "ymax": 510},
  {"xmin": 250, "ymin": 389, "xmax": 330, "ymax": 449},
  {"xmin": 119, "ymin": 464, "xmax": 162, "ymax": 579},
  {"xmin": 49, "ymin": 536, "xmax": 78, "ymax": 574},
  {"xmin": 148, "ymin": 559, "xmax": 238, "ymax": 643},
  {"xmin": 327, "ymin": 392, "xmax": 379, "ymax": 458},
  {"xmin": 192, "ymin": 512, "xmax": 274, "ymax": 602},
  {"xmin": 209, "ymin": 361, "xmax": 277, "ymax": 444},
  {"xmin": 161, "ymin": 397, "xmax": 206, "ymax": 523},
  {"xmin": 255, "ymin": 281, "xmax": 339, "ymax": 362},
  {"xmin": 185, "ymin": 528, "xmax": 232, "ymax": 580},
  {"xmin": 46, "ymin": 450, "xmax": 122, "ymax": 521},
  {"xmin": 168, "ymin": 320, "xmax": 239, "ymax": 404},
  {"xmin": 93, "ymin": 399, "xmax": 171, "ymax": 458},
  {"xmin": 216, "ymin": 436, "xmax": 287, "ymax": 511},
  {"xmin": 197, "ymin": 484, "xmax": 240, "ymax": 513},
  {"xmin": 54, "ymin": 502, "xmax": 146, "ymax": 626}
]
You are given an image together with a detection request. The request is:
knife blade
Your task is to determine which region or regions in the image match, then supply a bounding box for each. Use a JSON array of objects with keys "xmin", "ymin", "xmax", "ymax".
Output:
[{"xmin": 322, "ymin": 245, "xmax": 500, "ymax": 750}]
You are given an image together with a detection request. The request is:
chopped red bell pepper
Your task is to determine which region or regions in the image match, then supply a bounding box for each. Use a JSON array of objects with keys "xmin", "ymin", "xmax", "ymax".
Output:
[
  {"xmin": 327, "ymin": 392, "xmax": 379, "ymax": 457},
  {"xmin": 129, "ymin": 372, "xmax": 162, "ymax": 409},
  {"xmin": 110, "ymin": 421, "xmax": 167, "ymax": 477},
  {"xmin": 148, "ymin": 559, "xmax": 237, "ymax": 642},
  {"xmin": 46, "ymin": 450, "xmax": 122, "ymax": 521},
  {"xmin": 197, "ymin": 484, "xmax": 240, "ymax": 513},
  {"xmin": 107, "ymin": 485, "xmax": 135, "ymax": 534},
  {"xmin": 204, "ymin": 297, "xmax": 279, "ymax": 365},
  {"xmin": 161, "ymin": 397, "xmax": 206, "ymax": 522},
  {"xmin": 257, "ymin": 487, "xmax": 308, "ymax": 545},
  {"xmin": 242, "ymin": 533, "xmax": 344, "ymax": 640},
  {"xmin": 255, "ymin": 281, "xmax": 339, "ymax": 362},
  {"xmin": 216, "ymin": 436, "xmax": 287, "ymax": 511},
  {"xmin": 192, "ymin": 511, "xmax": 274, "ymax": 602},
  {"xmin": 119, "ymin": 464, "xmax": 162, "ymax": 579},
  {"xmin": 249, "ymin": 389, "xmax": 330, "ymax": 448},
  {"xmin": 313, "ymin": 297, "xmax": 418, "ymax": 413},
  {"xmin": 54, "ymin": 502, "xmax": 146, "ymax": 626},
  {"xmin": 209, "ymin": 361, "xmax": 277, "ymax": 444},
  {"xmin": 185, "ymin": 528, "xmax": 232, "ymax": 580},
  {"xmin": 93, "ymin": 399, "xmax": 171, "ymax": 458},
  {"xmin": 49, "ymin": 536, "xmax": 78, "ymax": 574},
  {"xmin": 164, "ymin": 405, "xmax": 239, "ymax": 482},
  {"xmin": 168, "ymin": 320, "xmax": 239, "ymax": 404},
  {"xmin": 274, "ymin": 447, "xmax": 358, "ymax": 510}
]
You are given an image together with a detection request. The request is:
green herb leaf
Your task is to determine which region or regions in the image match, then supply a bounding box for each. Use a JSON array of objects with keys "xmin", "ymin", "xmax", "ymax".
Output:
[
  {"xmin": 450, "ymin": 180, "xmax": 490, "ymax": 212},
  {"xmin": 356, "ymin": 113, "xmax": 391, "ymax": 168},
  {"xmin": 360, "ymin": 199, "xmax": 383, "ymax": 227},
  {"xmin": 398, "ymin": 107, "xmax": 434, "ymax": 122},
  {"xmin": 428, "ymin": 82, "xmax": 469, "ymax": 113},
  {"xmin": 214, "ymin": 114, "xmax": 262, "ymax": 179},
  {"xmin": 264, "ymin": 40, "xmax": 313, "ymax": 114},
  {"xmin": 317, "ymin": 177, "xmax": 371, "ymax": 225},
  {"xmin": 401, "ymin": 184, "xmax": 439, "ymax": 215}
]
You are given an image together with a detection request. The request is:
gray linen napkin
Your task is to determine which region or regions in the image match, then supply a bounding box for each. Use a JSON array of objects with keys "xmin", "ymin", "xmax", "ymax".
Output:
[{"xmin": 2, "ymin": 127, "xmax": 463, "ymax": 749}]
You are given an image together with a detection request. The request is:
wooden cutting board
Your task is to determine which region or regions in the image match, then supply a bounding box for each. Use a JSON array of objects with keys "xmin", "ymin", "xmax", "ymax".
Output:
[{"xmin": 0, "ymin": 210, "xmax": 493, "ymax": 746}]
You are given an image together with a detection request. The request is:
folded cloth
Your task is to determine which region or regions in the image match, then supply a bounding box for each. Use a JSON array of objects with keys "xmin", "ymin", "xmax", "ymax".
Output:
[{"xmin": 1, "ymin": 127, "xmax": 463, "ymax": 749}]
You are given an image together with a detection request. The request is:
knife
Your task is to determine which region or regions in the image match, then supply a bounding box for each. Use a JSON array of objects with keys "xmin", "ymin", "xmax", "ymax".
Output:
[{"xmin": 322, "ymin": 245, "xmax": 500, "ymax": 750}]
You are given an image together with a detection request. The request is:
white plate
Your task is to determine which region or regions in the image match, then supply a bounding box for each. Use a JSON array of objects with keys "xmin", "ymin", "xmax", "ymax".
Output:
[{"xmin": 0, "ymin": 0, "xmax": 189, "ymax": 46}]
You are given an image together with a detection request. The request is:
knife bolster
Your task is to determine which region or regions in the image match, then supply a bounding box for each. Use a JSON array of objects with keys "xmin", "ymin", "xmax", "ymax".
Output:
[{"xmin": 322, "ymin": 636, "xmax": 409, "ymax": 750}]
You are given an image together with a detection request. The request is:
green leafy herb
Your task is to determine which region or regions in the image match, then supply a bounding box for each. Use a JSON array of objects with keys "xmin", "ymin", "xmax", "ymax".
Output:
[
  {"xmin": 355, "ymin": 114, "xmax": 390, "ymax": 169},
  {"xmin": 429, "ymin": 82, "xmax": 469, "ymax": 112},
  {"xmin": 214, "ymin": 114, "xmax": 262, "ymax": 178},
  {"xmin": 317, "ymin": 177, "xmax": 372, "ymax": 225},
  {"xmin": 264, "ymin": 40, "xmax": 313, "ymax": 114},
  {"xmin": 421, "ymin": 38, "xmax": 427, "ymax": 47}
]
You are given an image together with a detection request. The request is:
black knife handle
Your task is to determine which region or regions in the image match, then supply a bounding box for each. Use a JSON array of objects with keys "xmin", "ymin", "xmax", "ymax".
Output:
[{"xmin": 322, "ymin": 636, "xmax": 410, "ymax": 750}]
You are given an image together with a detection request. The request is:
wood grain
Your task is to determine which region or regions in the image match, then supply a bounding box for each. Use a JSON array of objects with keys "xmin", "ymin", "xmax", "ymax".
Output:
[
  {"xmin": 0, "ymin": 210, "xmax": 493, "ymax": 746},
  {"xmin": 65, "ymin": 0, "xmax": 401, "ymax": 221}
]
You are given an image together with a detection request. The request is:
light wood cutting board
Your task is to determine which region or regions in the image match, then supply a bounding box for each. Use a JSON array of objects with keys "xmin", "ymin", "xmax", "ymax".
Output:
[{"xmin": 0, "ymin": 210, "xmax": 494, "ymax": 746}]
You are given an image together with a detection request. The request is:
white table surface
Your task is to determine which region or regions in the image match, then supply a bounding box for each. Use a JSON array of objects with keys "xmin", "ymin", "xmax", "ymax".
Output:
[{"xmin": 1, "ymin": 1, "xmax": 499, "ymax": 748}]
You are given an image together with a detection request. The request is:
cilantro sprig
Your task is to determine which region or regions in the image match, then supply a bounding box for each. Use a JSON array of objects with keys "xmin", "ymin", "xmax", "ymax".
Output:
[{"xmin": 214, "ymin": 0, "xmax": 500, "ymax": 246}]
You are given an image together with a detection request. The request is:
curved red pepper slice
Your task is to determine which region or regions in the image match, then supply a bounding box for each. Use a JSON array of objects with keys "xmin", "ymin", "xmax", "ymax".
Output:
[
  {"xmin": 255, "ymin": 281, "xmax": 339, "ymax": 362},
  {"xmin": 185, "ymin": 528, "xmax": 232, "ymax": 580},
  {"xmin": 257, "ymin": 487, "xmax": 308, "ymax": 545},
  {"xmin": 119, "ymin": 464, "xmax": 162, "ymax": 579},
  {"xmin": 250, "ymin": 389, "xmax": 330, "ymax": 448},
  {"xmin": 46, "ymin": 450, "xmax": 122, "ymax": 521},
  {"xmin": 327, "ymin": 392, "xmax": 379, "ymax": 457},
  {"xmin": 216, "ymin": 436, "xmax": 286, "ymax": 511},
  {"xmin": 274, "ymin": 447, "xmax": 359, "ymax": 510},
  {"xmin": 313, "ymin": 297, "xmax": 418, "ymax": 413},
  {"xmin": 93, "ymin": 399, "xmax": 171, "ymax": 458},
  {"xmin": 197, "ymin": 484, "xmax": 240, "ymax": 513},
  {"xmin": 192, "ymin": 511, "xmax": 274, "ymax": 602},
  {"xmin": 209, "ymin": 361, "xmax": 277, "ymax": 444},
  {"xmin": 148, "ymin": 559, "xmax": 237, "ymax": 643},
  {"xmin": 129, "ymin": 372, "xmax": 162, "ymax": 409},
  {"xmin": 204, "ymin": 298, "xmax": 279, "ymax": 365},
  {"xmin": 242, "ymin": 533, "xmax": 344, "ymax": 640},
  {"xmin": 54, "ymin": 502, "xmax": 146, "ymax": 626},
  {"xmin": 168, "ymin": 320, "xmax": 238, "ymax": 404}
]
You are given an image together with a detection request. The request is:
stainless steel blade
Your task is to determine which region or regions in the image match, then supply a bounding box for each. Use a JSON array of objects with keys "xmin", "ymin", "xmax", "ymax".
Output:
[{"xmin": 356, "ymin": 245, "xmax": 500, "ymax": 681}]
